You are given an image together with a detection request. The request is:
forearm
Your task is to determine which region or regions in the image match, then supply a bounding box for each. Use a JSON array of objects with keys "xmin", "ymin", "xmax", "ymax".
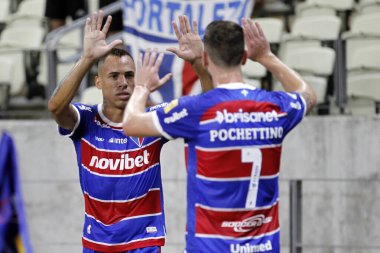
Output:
[
  {"xmin": 258, "ymin": 53, "xmax": 317, "ymax": 113},
  {"xmin": 123, "ymin": 85, "xmax": 151, "ymax": 136},
  {"xmin": 258, "ymin": 53, "xmax": 308, "ymax": 93},
  {"xmin": 48, "ymin": 57, "xmax": 95, "ymax": 114},
  {"xmin": 192, "ymin": 59, "xmax": 213, "ymax": 92}
]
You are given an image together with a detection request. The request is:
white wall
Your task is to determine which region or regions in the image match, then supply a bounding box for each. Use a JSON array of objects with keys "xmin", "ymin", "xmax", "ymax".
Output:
[{"xmin": 1, "ymin": 116, "xmax": 380, "ymax": 253}]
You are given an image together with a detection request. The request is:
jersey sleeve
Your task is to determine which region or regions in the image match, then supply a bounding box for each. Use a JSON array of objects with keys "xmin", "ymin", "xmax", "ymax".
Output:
[
  {"xmin": 270, "ymin": 91, "xmax": 307, "ymax": 135},
  {"xmin": 152, "ymin": 96, "xmax": 200, "ymax": 140},
  {"xmin": 58, "ymin": 103, "xmax": 95, "ymax": 140}
]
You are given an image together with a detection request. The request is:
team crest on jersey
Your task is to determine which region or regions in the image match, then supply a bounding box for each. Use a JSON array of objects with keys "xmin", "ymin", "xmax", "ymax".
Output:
[
  {"xmin": 129, "ymin": 136, "xmax": 144, "ymax": 147},
  {"xmin": 164, "ymin": 99, "xmax": 178, "ymax": 114}
]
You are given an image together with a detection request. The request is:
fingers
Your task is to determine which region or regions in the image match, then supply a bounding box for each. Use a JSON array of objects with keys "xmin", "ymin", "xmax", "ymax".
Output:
[
  {"xmin": 255, "ymin": 22, "xmax": 265, "ymax": 38},
  {"xmin": 193, "ymin": 20, "xmax": 198, "ymax": 35},
  {"xmin": 159, "ymin": 73, "xmax": 173, "ymax": 86},
  {"xmin": 97, "ymin": 10, "xmax": 104, "ymax": 31},
  {"xmin": 142, "ymin": 48, "xmax": 151, "ymax": 66},
  {"xmin": 172, "ymin": 21, "xmax": 181, "ymax": 39},
  {"xmin": 166, "ymin": 47, "xmax": 180, "ymax": 56},
  {"xmin": 91, "ymin": 12, "xmax": 98, "ymax": 31},
  {"xmin": 85, "ymin": 17, "xmax": 91, "ymax": 33},
  {"xmin": 108, "ymin": 39, "xmax": 123, "ymax": 50},
  {"xmin": 148, "ymin": 49, "xmax": 158, "ymax": 67},
  {"xmin": 102, "ymin": 15, "xmax": 112, "ymax": 34},
  {"xmin": 137, "ymin": 52, "xmax": 143, "ymax": 69},
  {"xmin": 179, "ymin": 15, "xmax": 188, "ymax": 34},
  {"xmin": 242, "ymin": 18, "xmax": 254, "ymax": 41},
  {"xmin": 184, "ymin": 16, "xmax": 191, "ymax": 34},
  {"xmin": 154, "ymin": 52, "xmax": 164, "ymax": 69}
]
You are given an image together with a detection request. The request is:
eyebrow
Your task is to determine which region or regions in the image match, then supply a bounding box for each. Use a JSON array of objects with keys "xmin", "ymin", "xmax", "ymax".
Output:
[{"xmin": 107, "ymin": 71, "xmax": 135, "ymax": 76}]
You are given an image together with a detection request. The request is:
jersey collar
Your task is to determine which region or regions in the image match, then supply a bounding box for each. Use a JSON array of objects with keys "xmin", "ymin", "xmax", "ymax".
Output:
[
  {"xmin": 97, "ymin": 104, "xmax": 123, "ymax": 128},
  {"xmin": 216, "ymin": 82, "xmax": 257, "ymax": 90}
]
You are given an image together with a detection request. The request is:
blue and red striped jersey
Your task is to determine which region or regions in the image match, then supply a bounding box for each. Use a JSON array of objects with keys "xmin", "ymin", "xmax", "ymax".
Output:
[
  {"xmin": 152, "ymin": 83, "xmax": 306, "ymax": 253},
  {"xmin": 59, "ymin": 103, "xmax": 167, "ymax": 252}
]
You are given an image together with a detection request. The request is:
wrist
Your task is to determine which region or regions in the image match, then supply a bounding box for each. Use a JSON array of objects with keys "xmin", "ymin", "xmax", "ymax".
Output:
[
  {"xmin": 80, "ymin": 55, "xmax": 97, "ymax": 65},
  {"xmin": 255, "ymin": 52, "xmax": 277, "ymax": 66},
  {"xmin": 134, "ymin": 84, "xmax": 151, "ymax": 93}
]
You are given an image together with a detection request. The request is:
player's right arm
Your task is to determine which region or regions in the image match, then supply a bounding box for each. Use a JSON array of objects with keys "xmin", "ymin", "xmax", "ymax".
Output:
[
  {"xmin": 48, "ymin": 10, "xmax": 122, "ymax": 130},
  {"xmin": 242, "ymin": 18, "xmax": 317, "ymax": 114}
]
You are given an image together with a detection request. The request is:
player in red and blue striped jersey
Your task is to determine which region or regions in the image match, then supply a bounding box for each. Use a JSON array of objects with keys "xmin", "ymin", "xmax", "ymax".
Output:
[
  {"xmin": 48, "ymin": 11, "xmax": 211, "ymax": 253},
  {"xmin": 123, "ymin": 17, "xmax": 317, "ymax": 253}
]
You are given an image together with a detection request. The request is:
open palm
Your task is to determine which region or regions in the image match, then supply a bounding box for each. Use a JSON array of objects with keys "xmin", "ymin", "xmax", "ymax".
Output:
[
  {"xmin": 167, "ymin": 15, "xmax": 203, "ymax": 64},
  {"xmin": 83, "ymin": 11, "xmax": 122, "ymax": 61}
]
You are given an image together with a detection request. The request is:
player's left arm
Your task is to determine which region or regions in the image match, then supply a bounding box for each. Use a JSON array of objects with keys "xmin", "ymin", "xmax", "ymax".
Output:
[{"xmin": 123, "ymin": 49, "xmax": 172, "ymax": 137}]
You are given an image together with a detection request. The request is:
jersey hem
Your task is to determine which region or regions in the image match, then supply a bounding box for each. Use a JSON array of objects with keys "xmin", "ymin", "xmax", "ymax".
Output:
[{"xmin": 82, "ymin": 237, "xmax": 165, "ymax": 252}]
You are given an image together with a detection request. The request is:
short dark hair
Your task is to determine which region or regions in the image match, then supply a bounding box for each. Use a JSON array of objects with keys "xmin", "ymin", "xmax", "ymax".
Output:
[
  {"xmin": 203, "ymin": 20, "xmax": 244, "ymax": 67},
  {"xmin": 97, "ymin": 47, "xmax": 134, "ymax": 69}
]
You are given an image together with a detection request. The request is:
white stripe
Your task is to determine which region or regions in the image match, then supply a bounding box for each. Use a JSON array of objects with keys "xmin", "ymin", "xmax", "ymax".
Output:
[
  {"xmin": 84, "ymin": 188, "xmax": 160, "ymax": 203},
  {"xmin": 85, "ymin": 212, "xmax": 162, "ymax": 226},
  {"xmin": 152, "ymin": 111, "xmax": 174, "ymax": 140},
  {"xmin": 195, "ymin": 143, "xmax": 282, "ymax": 152},
  {"xmin": 196, "ymin": 175, "xmax": 251, "ymax": 182},
  {"xmin": 195, "ymin": 173, "xmax": 279, "ymax": 182},
  {"xmin": 83, "ymin": 234, "xmax": 165, "ymax": 246},
  {"xmin": 299, "ymin": 93, "xmax": 308, "ymax": 117},
  {"xmin": 195, "ymin": 199, "xmax": 279, "ymax": 212},
  {"xmin": 82, "ymin": 162, "xmax": 160, "ymax": 178},
  {"xmin": 81, "ymin": 137, "xmax": 161, "ymax": 153},
  {"xmin": 195, "ymin": 227, "xmax": 280, "ymax": 240},
  {"xmin": 200, "ymin": 118, "xmax": 217, "ymax": 125}
]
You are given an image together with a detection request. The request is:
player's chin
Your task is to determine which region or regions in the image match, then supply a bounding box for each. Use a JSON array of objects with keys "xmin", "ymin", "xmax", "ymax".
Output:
[{"xmin": 115, "ymin": 99, "xmax": 128, "ymax": 109}]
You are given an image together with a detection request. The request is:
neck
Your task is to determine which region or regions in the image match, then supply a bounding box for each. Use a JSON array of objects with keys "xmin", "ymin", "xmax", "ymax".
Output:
[
  {"xmin": 209, "ymin": 64, "xmax": 244, "ymax": 87},
  {"xmin": 101, "ymin": 103, "xmax": 124, "ymax": 123}
]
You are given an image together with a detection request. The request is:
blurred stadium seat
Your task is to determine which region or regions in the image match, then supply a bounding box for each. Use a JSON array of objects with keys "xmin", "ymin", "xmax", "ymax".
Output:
[{"xmin": 80, "ymin": 86, "xmax": 103, "ymax": 105}]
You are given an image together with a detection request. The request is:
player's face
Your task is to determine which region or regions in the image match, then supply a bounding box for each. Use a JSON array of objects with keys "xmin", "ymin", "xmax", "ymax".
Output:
[{"xmin": 96, "ymin": 55, "xmax": 135, "ymax": 109}]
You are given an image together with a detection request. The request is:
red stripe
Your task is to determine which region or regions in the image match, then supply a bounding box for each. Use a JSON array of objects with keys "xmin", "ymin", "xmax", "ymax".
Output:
[
  {"xmin": 182, "ymin": 61, "xmax": 198, "ymax": 96},
  {"xmin": 82, "ymin": 237, "xmax": 164, "ymax": 252},
  {"xmin": 85, "ymin": 189, "xmax": 162, "ymax": 225},
  {"xmin": 196, "ymin": 203, "xmax": 279, "ymax": 238},
  {"xmin": 197, "ymin": 147, "xmax": 281, "ymax": 178},
  {"xmin": 81, "ymin": 140, "xmax": 161, "ymax": 176},
  {"xmin": 200, "ymin": 100, "xmax": 283, "ymax": 122},
  {"xmin": 184, "ymin": 145, "xmax": 189, "ymax": 172}
]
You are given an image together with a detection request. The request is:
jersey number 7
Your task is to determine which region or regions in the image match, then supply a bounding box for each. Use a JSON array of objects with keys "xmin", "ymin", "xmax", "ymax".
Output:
[{"xmin": 242, "ymin": 147, "xmax": 262, "ymax": 209}]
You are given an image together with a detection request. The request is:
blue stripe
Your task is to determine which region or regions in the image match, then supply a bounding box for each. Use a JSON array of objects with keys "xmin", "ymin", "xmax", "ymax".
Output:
[
  {"xmin": 84, "ymin": 214, "xmax": 165, "ymax": 244},
  {"xmin": 124, "ymin": 26, "xmax": 178, "ymax": 44},
  {"xmin": 196, "ymin": 177, "xmax": 279, "ymax": 208},
  {"xmin": 81, "ymin": 165, "xmax": 162, "ymax": 200}
]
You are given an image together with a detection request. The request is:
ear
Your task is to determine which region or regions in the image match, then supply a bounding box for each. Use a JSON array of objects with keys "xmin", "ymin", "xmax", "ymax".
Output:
[
  {"xmin": 241, "ymin": 50, "xmax": 248, "ymax": 65},
  {"xmin": 202, "ymin": 51, "xmax": 208, "ymax": 68},
  {"xmin": 95, "ymin": 76, "xmax": 102, "ymax": 89}
]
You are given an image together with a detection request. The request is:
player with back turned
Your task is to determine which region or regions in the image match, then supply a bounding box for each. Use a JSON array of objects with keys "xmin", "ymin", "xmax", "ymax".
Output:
[{"xmin": 122, "ymin": 17, "xmax": 317, "ymax": 253}]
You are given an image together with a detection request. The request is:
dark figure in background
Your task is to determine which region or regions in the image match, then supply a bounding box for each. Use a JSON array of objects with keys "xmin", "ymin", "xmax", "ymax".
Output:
[
  {"xmin": 45, "ymin": 0, "xmax": 88, "ymax": 30},
  {"xmin": 99, "ymin": 0, "xmax": 123, "ymax": 36}
]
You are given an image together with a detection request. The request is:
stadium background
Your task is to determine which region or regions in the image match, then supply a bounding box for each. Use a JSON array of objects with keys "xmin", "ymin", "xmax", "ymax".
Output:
[{"xmin": 1, "ymin": 0, "xmax": 380, "ymax": 252}]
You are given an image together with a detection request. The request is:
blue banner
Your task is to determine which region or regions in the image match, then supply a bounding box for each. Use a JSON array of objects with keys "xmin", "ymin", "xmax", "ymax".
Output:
[
  {"xmin": 0, "ymin": 132, "xmax": 33, "ymax": 253},
  {"xmin": 122, "ymin": 0, "xmax": 255, "ymax": 102}
]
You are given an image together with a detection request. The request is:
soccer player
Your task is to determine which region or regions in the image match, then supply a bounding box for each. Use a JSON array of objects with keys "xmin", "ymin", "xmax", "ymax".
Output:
[
  {"xmin": 122, "ymin": 18, "xmax": 317, "ymax": 253},
  {"xmin": 48, "ymin": 11, "xmax": 210, "ymax": 253}
]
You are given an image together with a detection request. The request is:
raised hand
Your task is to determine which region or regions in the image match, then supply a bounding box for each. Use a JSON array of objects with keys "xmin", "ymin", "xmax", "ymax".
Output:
[
  {"xmin": 135, "ymin": 49, "xmax": 173, "ymax": 92},
  {"xmin": 83, "ymin": 10, "xmax": 123, "ymax": 61},
  {"xmin": 242, "ymin": 18, "xmax": 272, "ymax": 63},
  {"xmin": 167, "ymin": 15, "xmax": 203, "ymax": 64}
]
